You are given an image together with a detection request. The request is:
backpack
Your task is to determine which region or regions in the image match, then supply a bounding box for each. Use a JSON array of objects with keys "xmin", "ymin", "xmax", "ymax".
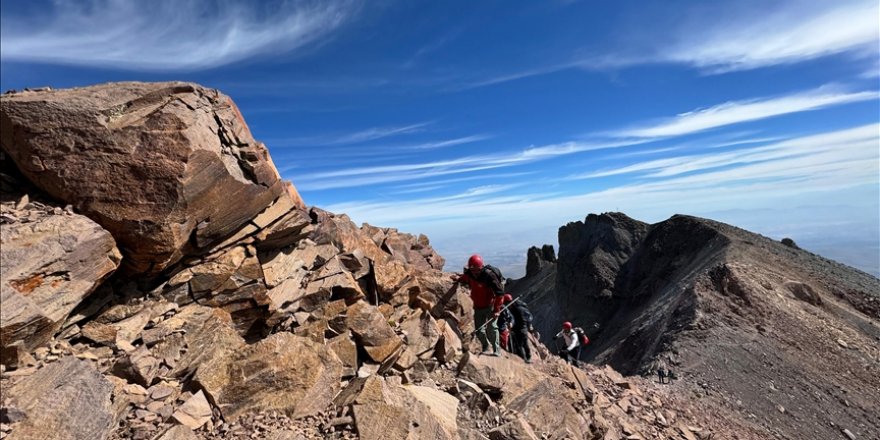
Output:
[
  {"xmin": 481, "ymin": 264, "xmax": 505, "ymax": 295},
  {"xmin": 575, "ymin": 327, "xmax": 589, "ymax": 345}
]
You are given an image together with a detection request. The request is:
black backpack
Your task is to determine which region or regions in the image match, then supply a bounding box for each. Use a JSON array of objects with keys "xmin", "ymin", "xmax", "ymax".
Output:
[{"xmin": 481, "ymin": 264, "xmax": 505, "ymax": 295}]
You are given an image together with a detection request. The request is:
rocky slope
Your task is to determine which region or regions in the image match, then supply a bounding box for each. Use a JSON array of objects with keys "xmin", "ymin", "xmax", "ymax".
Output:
[
  {"xmin": 0, "ymin": 83, "xmax": 764, "ymax": 440},
  {"xmin": 509, "ymin": 212, "xmax": 880, "ymax": 440}
]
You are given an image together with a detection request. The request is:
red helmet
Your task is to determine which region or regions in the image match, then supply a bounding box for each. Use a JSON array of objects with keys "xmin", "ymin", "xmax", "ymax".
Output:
[
  {"xmin": 503, "ymin": 294, "xmax": 513, "ymax": 303},
  {"xmin": 467, "ymin": 254, "xmax": 484, "ymax": 269},
  {"xmin": 562, "ymin": 321, "xmax": 572, "ymax": 330}
]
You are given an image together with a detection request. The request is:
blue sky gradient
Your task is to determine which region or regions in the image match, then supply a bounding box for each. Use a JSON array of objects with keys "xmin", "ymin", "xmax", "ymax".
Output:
[{"xmin": 2, "ymin": 0, "xmax": 878, "ymax": 277}]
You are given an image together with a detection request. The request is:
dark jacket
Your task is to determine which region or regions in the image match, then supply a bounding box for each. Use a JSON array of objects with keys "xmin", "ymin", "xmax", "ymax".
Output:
[{"xmin": 509, "ymin": 301, "xmax": 533, "ymax": 330}]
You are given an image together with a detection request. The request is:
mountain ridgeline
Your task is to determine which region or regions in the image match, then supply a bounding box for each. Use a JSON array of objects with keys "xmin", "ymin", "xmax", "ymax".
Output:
[{"xmin": 509, "ymin": 212, "xmax": 880, "ymax": 439}]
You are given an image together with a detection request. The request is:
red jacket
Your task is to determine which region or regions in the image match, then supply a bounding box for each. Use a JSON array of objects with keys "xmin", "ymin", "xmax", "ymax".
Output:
[{"xmin": 459, "ymin": 271, "xmax": 503, "ymax": 312}]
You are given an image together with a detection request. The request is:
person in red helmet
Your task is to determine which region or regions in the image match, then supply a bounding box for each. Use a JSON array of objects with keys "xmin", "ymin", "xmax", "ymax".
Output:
[
  {"xmin": 452, "ymin": 254, "xmax": 505, "ymax": 356},
  {"xmin": 553, "ymin": 321, "xmax": 587, "ymax": 365}
]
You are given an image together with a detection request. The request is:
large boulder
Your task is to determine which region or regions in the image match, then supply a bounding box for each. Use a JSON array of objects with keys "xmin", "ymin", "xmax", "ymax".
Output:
[
  {"xmin": 0, "ymin": 82, "xmax": 288, "ymax": 274},
  {"xmin": 194, "ymin": 332, "xmax": 343, "ymax": 421},
  {"xmin": 1, "ymin": 205, "xmax": 120, "ymax": 359},
  {"xmin": 4, "ymin": 357, "xmax": 118, "ymax": 440}
]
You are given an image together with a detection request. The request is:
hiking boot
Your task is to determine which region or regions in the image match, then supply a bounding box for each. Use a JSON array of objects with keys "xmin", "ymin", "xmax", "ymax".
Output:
[
  {"xmin": 488, "ymin": 351, "xmax": 500, "ymax": 357},
  {"xmin": 480, "ymin": 350, "xmax": 494, "ymax": 356},
  {"xmin": 524, "ymin": 359, "xmax": 532, "ymax": 364}
]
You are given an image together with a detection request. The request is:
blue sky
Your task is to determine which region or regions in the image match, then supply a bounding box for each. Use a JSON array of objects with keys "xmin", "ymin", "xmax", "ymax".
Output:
[{"xmin": 2, "ymin": 0, "xmax": 878, "ymax": 277}]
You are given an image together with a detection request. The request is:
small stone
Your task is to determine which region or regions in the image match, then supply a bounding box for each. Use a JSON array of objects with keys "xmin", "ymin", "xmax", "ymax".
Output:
[
  {"xmin": 837, "ymin": 339, "xmax": 849, "ymax": 349},
  {"xmin": 171, "ymin": 390, "xmax": 212, "ymax": 430},
  {"xmin": 149, "ymin": 385, "xmax": 174, "ymax": 400},
  {"xmin": 776, "ymin": 405, "xmax": 785, "ymax": 414},
  {"xmin": 124, "ymin": 383, "xmax": 149, "ymax": 395},
  {"xmin": 842, "ymin": 428, "xmax": 856, "ymax": 440}
]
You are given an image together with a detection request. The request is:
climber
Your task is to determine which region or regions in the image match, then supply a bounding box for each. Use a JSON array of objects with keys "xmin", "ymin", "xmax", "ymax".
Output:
[
  {"xmin": 553, "ymin": 321, "xmax": 587, "ymax": 365},
  {"xmin": 452, "ymin": 254, "xmax": 505, "ymax": 356},
  {"xmin": 497, "ymin": 294, "xmax": 515, "ymax": 351},
  {"xmin": 506, "ymin": 294, "xmax": 535, "ymax": 363}
]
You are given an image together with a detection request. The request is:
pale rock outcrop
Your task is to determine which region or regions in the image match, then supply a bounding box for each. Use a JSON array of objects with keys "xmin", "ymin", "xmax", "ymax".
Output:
[
  {"xmin": 0, "ymin": 82, "xmax": 287, "ymax": 274},
  {"xmin": 1, "ymin": 207, "xmax": 120, "ymax": 359}
]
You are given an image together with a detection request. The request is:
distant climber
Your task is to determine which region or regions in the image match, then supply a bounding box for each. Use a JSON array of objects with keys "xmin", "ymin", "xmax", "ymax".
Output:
[
  {"xmin": 452, "ymin": 254, "xmax": 505, "ymax": 356},
  {"xmin": 506, "ymin": 294, "xmax": 535, "ymax": 363},
  {"xmin": 554, "ymin": 321, "xmax": 587, "ymax": 365},
  {"xmin": 497, "ymin": 294, "xmax": 515, "ymax": 351}
]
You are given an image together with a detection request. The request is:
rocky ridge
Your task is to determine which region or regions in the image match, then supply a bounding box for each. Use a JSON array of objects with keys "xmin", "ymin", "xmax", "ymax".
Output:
[
  {"xmin": 509, "ymin": 212, "xmax": 880, "ymax": 440},
  {"xmin": 0, "ymin": 83, "xmax": 750, "ymax": 440}
]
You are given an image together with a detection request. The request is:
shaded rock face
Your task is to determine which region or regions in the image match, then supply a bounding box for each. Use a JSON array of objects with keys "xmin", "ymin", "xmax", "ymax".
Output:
[
  {"xmin": 524, "ymin": 244, "xmax": 556, "ymax": 278},
  {"xmin": 556, "ymin": 212, "xmax": 649, "ymax": 304},
  {"xmin": 511, "ymin": 211, "xmax": 880, "ymax": 440},
  {"xmin": 1, "ymin": 199, "xmax": 120, "ymax": 357},
  {"xmin": 0, "ymin": 82, "xmax": 285, "ymax": 275}
]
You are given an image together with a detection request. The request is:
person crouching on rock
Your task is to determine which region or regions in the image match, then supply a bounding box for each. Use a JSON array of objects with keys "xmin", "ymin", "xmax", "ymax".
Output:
[
  {"xmin": 452, "ymin": 254, "xmax": 504, "ymax": 356},
  {"xmin": 553, "ymin": 322, "xmax": 584, "ymax": 365}
]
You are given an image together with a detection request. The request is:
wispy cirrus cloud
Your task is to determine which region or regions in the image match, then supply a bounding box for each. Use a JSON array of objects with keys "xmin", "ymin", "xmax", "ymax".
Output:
[
  {"xmin": 576, "ymin": 124, "xmax": 878, "ymax": 179},
  {"xmin": 293, "ymin": 85, "xmax": 876, "ymax": 191},
  {"xmin": 610, "ymin": 87, "xmax": 878, "ymax": 138},
  {"xmin": 268, "ymin": 121, "xmax": 433, "ymax": 147},
  {"xmin": 326, "ymin": 124, "xmax": 879, "ymax": 229},
  {"xmin": 0, "ymin": 0, "xmax": 359, "ymax": 71},
  {"xmin": 657, "ymin": 0, "xmax": 879, "ymax": 73},
  {"xmin": 473, "ymin": 1, "xmax": 879, "ymax": 88}
]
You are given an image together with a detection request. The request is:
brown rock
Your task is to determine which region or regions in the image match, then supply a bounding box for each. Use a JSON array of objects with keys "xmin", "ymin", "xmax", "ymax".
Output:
[
  {"xmin": 80, "ymin": 322, "xmax": 118, "ymax": 347},
  {"xmin": 327, "ymin": 334, "xmax": 358, "ymax": 377},
  {"xmin": 253, "ymin": 208, "xmax": 312, "ymax": 250},
  {"xmin": 400, "ymin": 310, "xmax": 441, "ymax": 360},
  {"xmin": 194, "ymin": 332, "xmax": 343, "ymax": 421},
  {"xmin": 0, "ymin": 82, "xmax": 286, "ymax": 274},
  {"xmin": 345, "ymin": 302, "xmax": 403, "ymax": 363},
  {"xmin": 508, "ymin": 381, "xmax": 591, "ymax": 439},
  {"xmin": 5, "ymin": 357, "xmax": 116, "ymax": 440},
  {"xmin": 435, "ymin": 319, "xmax": 462, "ymax": 364},
  {"xmin": 113, "ymin": 346, "xmax": 161, "ymax": 387},
  {"xmin": 460, "ymin": 353, "xmax": 546, "ymax": 404},
  {"xmin": 154, "ymin": 425, "xmax": 198, "ymax": 440},
  {"xmin": 171, "ymin": 390, "xmax": 213, "ymax": 430},
  {"xmin": 488, "ymin": 414, "xmax": 540, "ymax": 440},
  {"xmin": 148, "ymin": 305, "xmax": 245, "ymax": 379},
  {"xmin": 349, "ymin": 377, "xmax": 458, "ymax": 440},
  {"xmin": 1, "ymin": 212, "xmax": 120, "ymax": 356}
]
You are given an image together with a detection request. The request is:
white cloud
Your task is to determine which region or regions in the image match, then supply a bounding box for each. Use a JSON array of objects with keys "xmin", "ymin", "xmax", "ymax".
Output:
[
  {"xmin": 661, "ymin": 1, "xmax": 880, "ymax": 73},
  {"xmin": 293, "ymin": 86, "xmax": 876, "ymax": 191},
  {"xmin": 578, "ymin": 125, "xmax": 878, "ymax": 180},
  {"xmin": 323, "ymin": 124, "xmax": 879, "ymax": 228},
  {"xmin": 612, "ymin": 87, "xmax": 878, "ymax": 138},
  {"xmin": 0, "ymin": 0, "xmax": 358, "ymax": 71},
  {"xmin": 267, "ymin": 122, "xmax": 433, "ymax": 147}
]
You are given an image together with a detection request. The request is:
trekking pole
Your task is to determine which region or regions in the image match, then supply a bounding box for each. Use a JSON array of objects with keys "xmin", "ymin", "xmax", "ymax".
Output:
[{"xmin": 469, "ymin": 296, "xmax": 520, "ymax": 337}]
